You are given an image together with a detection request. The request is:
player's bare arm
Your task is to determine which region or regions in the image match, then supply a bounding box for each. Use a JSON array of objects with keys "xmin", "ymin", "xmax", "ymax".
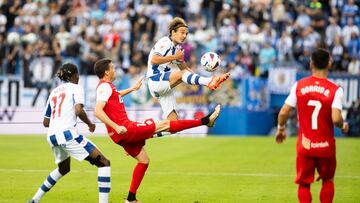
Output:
[
  {"xmin": 118, "ymin": 76, "xmax": 144, "ymax": 96},
  {"xmin": 94, "ymin": 100, "xmax": 127, "ymax": 134},
  {"xmin": 332, "ymin": 108, "xmax": 349, "ymax": 133},
  {"xmin": 75, "ymin": 104, "xmax": 95, "ymax": 133},
  {"xmin": 151, "ymin": 49, "xmax": 184, "ymax": 64},
  {"xmin": 276, "ymin": 104, "xmax": 293, "ymax": 144},
  {"xmin": 43, "ymin": 117, "xmax": 50, "ymax": 127}
]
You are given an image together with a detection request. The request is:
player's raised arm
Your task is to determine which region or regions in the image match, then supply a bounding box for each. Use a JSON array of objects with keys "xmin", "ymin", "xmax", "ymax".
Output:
[{"xmin": 118, "ymin": 76, "xmax": 144, "ymax": 96}]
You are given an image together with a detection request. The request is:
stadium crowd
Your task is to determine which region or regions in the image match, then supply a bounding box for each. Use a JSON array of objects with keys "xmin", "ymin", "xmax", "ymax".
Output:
[
  {"xmin": 1, "ymin": 0, "xmax": 359, "ymax": 80},
  {"xmin": 0, "ymin": 0, "xmax": 359, "ymax": 134}
]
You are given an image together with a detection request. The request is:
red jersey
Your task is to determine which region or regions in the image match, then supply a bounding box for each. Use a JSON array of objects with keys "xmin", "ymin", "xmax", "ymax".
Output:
[
  {"xmin": 96, "ymin": 80, "xmax": 131, "ymax": 142},
  {"xmin": 285, "ymin": 76, "xmax": 343, "ymax": 157}
]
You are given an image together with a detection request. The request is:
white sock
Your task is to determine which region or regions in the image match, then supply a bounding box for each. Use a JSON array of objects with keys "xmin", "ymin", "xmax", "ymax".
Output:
[
  {"xmin": 181, "ymin": 71, "xmax": 212, "ymax": 86},
  {"xmin": 32, "ymin": 168, "xmax": 63, "ymax": 202},
  {"xmin": 98, "ymin": 166, "xmax": 111, "ymax": 203}
]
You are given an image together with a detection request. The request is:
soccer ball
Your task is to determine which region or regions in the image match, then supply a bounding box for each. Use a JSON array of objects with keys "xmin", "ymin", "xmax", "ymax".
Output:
[{"xmin": 200, "ymin": 52, "xmax": 221, "ymax": 72}]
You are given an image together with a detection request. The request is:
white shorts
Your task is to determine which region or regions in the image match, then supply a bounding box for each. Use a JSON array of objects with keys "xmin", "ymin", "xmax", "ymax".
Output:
[
  {"xmin": 48, "ymin": 133, "xmax": 96, "ymax": 164},
  {"xmin": 147, "ymin": 72, "xmax": 177, "ymax": 117}
]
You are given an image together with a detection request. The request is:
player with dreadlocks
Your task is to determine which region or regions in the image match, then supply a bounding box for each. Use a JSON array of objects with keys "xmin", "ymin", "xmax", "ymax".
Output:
[{"xmin": 28, "ymin": 63, "xmax": 111, "ymax": 203}]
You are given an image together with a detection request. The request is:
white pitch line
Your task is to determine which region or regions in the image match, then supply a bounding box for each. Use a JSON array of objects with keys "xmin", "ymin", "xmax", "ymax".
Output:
[{"xmin": 1, "ymin": 168, "xmax": 360, "ymax": 179}]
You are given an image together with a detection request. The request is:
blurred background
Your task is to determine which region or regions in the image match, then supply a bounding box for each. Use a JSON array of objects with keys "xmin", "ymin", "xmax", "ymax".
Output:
[{"xmin": 0, "ymin": 0, "xmax": 359, "ymax": 136}]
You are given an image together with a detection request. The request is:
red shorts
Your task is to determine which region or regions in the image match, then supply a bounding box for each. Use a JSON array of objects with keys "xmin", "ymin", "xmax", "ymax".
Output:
[
  {"xmin": 295, "ymin": 153, "xmax": 336, "ymax": 184},
  {"xmin": 113, "ymin": 119, "xmax": 156, "ymax": 157}
]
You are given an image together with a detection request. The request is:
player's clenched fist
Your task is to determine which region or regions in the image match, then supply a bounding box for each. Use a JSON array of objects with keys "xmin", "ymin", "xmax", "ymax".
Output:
[
  {"xmin": 88, "ymin": 123, "xmax": 96, "ymax": 133},
  {"xmin": 115, "ymin": 125, "xmax": 127, "ymax": 134}
]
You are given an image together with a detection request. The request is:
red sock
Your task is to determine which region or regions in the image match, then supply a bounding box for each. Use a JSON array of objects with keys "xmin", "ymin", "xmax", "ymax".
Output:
[
  {"xmin": 169, "ymin": 120, "xmax": 202, "ymax": 133},
  {"xmin": 320, "ymin": 181, "xmax": 334, "ymax": 203},
  {"xmin": 129, "ymin": 163, "xmax": 148, "ymax": 194},
  {"xmin": 298, "ymin": 184, "xmax": 312, "ymax": 203}
]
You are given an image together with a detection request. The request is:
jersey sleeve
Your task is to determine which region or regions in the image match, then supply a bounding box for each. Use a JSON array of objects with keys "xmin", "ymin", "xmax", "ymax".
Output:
[
  {"xmin": 43, "ymin": 98, "xmax": 51, "ymax": 118},
  {"xmin": 152, "ymin": 38, "xmax": 171, "ymax": 56},
  {"xmin": 332, "ymin": 87, "xmax": 343, "ymax": 110},
  {"xmin": 285, "ymin": 82, "xmax": 297, "ymax": 107},
  {"xmin": 96, "ymin": 83, "xmax": 112, "ymax": 102},
  {"xmin": 73, "ymin": 85, "xmax": 85, "ymax": 105}
]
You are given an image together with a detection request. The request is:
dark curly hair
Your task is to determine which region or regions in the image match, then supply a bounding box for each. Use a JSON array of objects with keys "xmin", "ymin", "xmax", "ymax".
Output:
[{"xmin": 57, "ymin": 63, "xmax": 79, "ymax": 82}]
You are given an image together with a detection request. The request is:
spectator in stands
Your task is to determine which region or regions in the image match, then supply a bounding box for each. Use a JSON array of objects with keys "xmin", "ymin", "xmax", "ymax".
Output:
[
  {"xmin": 326, "ymin": 17, "xmax": 342, "ymax": 47},
  {"xmin": 294, "ymin": 5, "xmax": 311, "ymax": 30},
  {"xmin": 0, "ymin": 34, "xmax": 6, "ymax": 74},
  {"xmin": 341, "ymin": 0, "xmax": 359, "ymax": 26},
  {"xmin": 271, "ymin": 0, "xmax": 287, "ymax": 33},
  {"xmin": 0, "ymin": 9, "xmax": 6, "ymax": 33},
  {"xmin": 30, "ymin": 46, "xmax": 54, "ymax": 106},
  {"xmin": 348, "ymin": 56, "xmax": 360, "ymax": 75},
  {"xmin": 347, "ymin": 32, "xmax": 360, "ymax": 58},
  {"xmin": 258, "ymin": 42, "xmax": 276, "ymax": 78},
  {"xmin": 331, "ymin": 36, "xmax": 345, "ymax": 71},
  {"xmin": 276, "ymin": 32, "xmax": 293, "ymax": 62},
  {"xmin": 346, "ymin": 99, "xmax": 360, "ymax": 137},
  {"xmin": 342, "ymin": 17, "xmax": 359, "ymax": 46}
]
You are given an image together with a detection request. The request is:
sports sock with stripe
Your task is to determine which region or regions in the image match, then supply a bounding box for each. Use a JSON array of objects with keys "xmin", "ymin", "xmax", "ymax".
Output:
[
  {"xmin": 181, "ymin": 70, "xmax": 211, "ymax": 86},
  {"xmin": 98, "ymin": 166, "xmax": 111, "ymax": 203},
  {"xmin": 32, "ymin": 168, "xmax": 63, "ymax": 202}
]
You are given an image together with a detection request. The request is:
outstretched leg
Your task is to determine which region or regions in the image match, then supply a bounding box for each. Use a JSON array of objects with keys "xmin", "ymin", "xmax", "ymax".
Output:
[
  {"xmin": 85, "ymin": 148, "xmax": 111, "ymax": 203},
  {"xmin": 154, "ymin": 104, "xmax": 221, "ymax": 135},
  {"xmin": 29, "ymin": 158, "xmax": 70, "ymax": 203},
  {"xmin": 126, "ymin": 148, "xmax": 149, "ymax": 203},
  {"xmin": 169, "ymin": 70, "xmax": 230, "ymax": 90}
]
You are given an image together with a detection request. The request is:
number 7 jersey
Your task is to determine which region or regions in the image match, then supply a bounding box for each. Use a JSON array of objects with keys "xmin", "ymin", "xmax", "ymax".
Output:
[
  {"xmin": 285, "ymin": 76, "xmax": 343, "ymax": 157},
  {"xmin": 44, "ymin": 83, "xmax": 85, "ymax": 136}
]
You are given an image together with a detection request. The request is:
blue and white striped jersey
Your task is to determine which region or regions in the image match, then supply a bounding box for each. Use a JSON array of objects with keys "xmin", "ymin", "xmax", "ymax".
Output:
[
  {"xmin": 44, "ymin": 83, "xmax": 84, "ymax": 141},
  {"xmin": 146, "ymin": 36, "xmax": 181, "ymax": 78}
]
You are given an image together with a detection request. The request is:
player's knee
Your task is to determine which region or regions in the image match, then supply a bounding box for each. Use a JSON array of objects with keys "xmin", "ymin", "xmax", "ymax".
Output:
[
  {"xmin": 139, "ymin": 157, "xmax": 150, "ymax": 165},
  {"xmin": 86, "ymin": 155, "xmax": 108, "ymax": 167},
  {"xmin": 156, "ymin": 120, "xmax": 170, "ymax": 132},
  {"xmin": 162, "ymin": 120, "xmax": 170, "ymax": 127},
  {"xmin": 59, "ymin": 166, "xmax": 70, "ymax": 175},
  {"xmin": 102, "ymin": 157, "xmax": 111, "ymax": 167}
]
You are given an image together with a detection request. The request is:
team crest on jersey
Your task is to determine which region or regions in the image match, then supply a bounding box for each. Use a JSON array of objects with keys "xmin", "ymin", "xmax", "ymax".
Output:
[{"xmin": 145, "ymin": 120, "xmax": 153, "ymax": 125}]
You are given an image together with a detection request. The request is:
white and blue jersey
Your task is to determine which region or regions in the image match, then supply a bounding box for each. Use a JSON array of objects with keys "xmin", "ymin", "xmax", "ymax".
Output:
[
  {"xmin": 44, "ymin": 83, "xmax": 83, "ymax": 143},
  {"xmin": 146, "ymin": 36, "xmax": 181, "ymax": 81},
  {"xmin": 44, "ymin": 82, "xmax": 95, "ymax": 163}
]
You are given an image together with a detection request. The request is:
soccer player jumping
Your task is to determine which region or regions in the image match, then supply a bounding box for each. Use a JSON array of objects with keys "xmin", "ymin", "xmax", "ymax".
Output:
[
  {"xmin": 94, "ymin": 58, "xmax": 221, "ymax": 203},
  {"xmin": 28, "ymin": 63, "xmax": 111, "ymax": 203},
  {"xmin": 276, "ymin": 48, "xmax": 349, "ymax": 203},
  {"xmin": 146, "ymin": 17, "xmax": 230, "ymax": 120}
]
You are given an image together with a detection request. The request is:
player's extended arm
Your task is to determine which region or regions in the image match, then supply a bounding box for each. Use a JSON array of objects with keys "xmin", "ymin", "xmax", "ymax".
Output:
[
  {"xmin": 75, "ymin": 104, "xmax": 95, "ymax": 132},
  {"xmin": 332, "ymin": 108, "xmax": 349, "ymax": 133},
  {"xmin": 276, "ymin": 104, "xmax": 293, "ymax": 144},
  {"xmin": 94, "ymin": 101, "xmax": 127, "ymax": 134},
  {"xmin": 151, "ymin": 49, "xmax": 184, "ymax": 65},
  {"xmin": 118, "ymin": 76, "xmax": 144, "ymax": 96}
]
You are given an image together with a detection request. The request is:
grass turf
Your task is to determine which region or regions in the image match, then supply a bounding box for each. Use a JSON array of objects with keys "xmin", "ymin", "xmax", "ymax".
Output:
[{"xmin": 0, "ymin": 135, "xmax": 359, "ymax": 203}]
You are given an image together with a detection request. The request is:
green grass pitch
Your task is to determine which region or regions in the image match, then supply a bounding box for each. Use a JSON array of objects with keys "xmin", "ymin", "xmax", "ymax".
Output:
[{"xmin": 0, "ymin": 135, "xmax": 359, "ymax": 203}]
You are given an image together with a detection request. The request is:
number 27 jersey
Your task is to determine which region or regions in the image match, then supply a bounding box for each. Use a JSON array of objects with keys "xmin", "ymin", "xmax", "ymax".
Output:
[
  {"xmin": 44, "ymin": 83, "xmax": 85, "ymax": 136},
  {"xmin": 285, "ymin": 76, "xmax": 343, "ymax": 157}
]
